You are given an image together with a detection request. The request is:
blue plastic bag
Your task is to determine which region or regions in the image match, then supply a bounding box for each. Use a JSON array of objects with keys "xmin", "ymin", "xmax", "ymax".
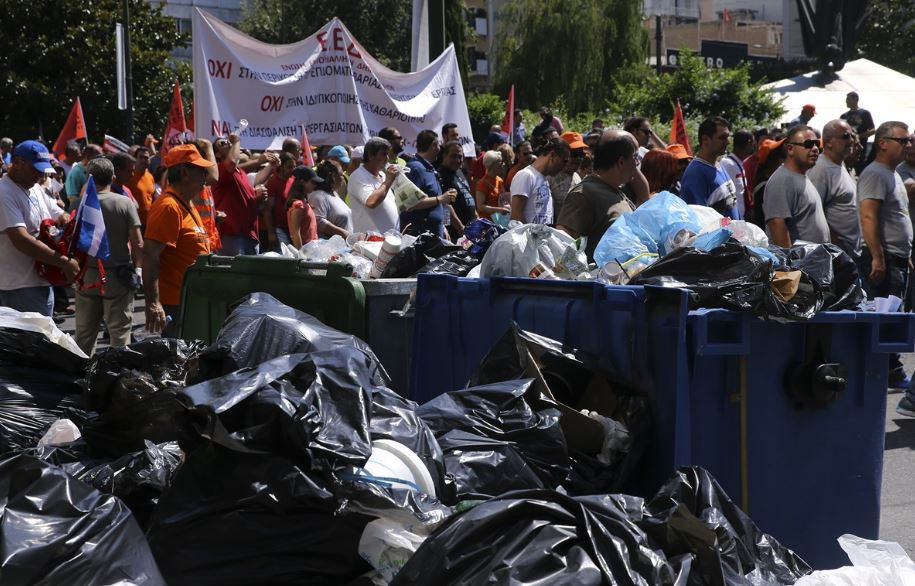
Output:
[{"xmin": 594, "ymin": 191, "xmax": 701, "ymax": 267}]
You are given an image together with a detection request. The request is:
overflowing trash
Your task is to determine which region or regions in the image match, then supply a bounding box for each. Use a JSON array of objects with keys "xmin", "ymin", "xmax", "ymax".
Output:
[{"xmin": 0, "ymin": 296, "xmax": 820, "ymax": 584}]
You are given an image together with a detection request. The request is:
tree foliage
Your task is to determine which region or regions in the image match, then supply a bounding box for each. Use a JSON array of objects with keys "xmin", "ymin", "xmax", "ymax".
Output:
[
  {"xmin": 610, "ymin": 53, "xmax": 785, "ymax": 130},
  {"xmin": 856, "ymin": 0, "xmax": 915, "ymax": 77},
  {"xmin": 466, "ymin": 92, "xmax": 505, "ymax": 141},
  {"xmin": 494, "ymin": 0, "xmax": 647, "ymax": 113},
  {"xmin": 238, "ymin": 0, "xmax": 413, "ymax": 72},
  {"xmin": 0, "ymin": 0, "xmax": 188, "ymax": 144}
]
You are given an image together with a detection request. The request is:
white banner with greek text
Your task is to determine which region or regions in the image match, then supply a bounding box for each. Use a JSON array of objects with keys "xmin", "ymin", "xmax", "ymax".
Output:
[{"xmin": 192, "ymin": 8, "xmax": 474, "ymax": 155}]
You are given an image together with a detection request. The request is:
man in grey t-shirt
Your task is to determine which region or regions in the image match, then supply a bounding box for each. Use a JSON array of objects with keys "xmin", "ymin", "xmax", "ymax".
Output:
[
  {"xmin": 857, "ymin": 121, "xmax": 915, "ymax": 406},
  {"xmin": 807, "ymin": 119, "xmax": 861, "ymax": 258},
  {"xmin": 763, "ymin": 125, "xmax": 829, "ymax": 247}
]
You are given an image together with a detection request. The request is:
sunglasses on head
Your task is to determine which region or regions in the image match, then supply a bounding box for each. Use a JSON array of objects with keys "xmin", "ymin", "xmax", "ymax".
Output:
[{"xmin": 789, "ymin": 139, "xmax": 820, "ymax": 150}]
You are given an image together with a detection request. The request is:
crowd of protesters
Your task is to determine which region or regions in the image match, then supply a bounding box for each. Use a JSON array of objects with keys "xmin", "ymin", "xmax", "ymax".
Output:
[{"xmin": 2, "ymin": 91, "xmax": 915, "ymax": 416}]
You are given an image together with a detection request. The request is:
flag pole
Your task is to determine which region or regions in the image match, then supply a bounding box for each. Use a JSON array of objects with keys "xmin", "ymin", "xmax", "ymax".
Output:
[{"xmin": 122, "ymin": 0, "xmax": 134, "ymax": 144}]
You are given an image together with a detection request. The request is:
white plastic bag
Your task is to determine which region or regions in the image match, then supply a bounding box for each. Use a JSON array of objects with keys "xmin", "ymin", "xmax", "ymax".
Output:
[
  {"xmin": 480, "ymin": 224, "xmax": 587, "ymax": 279},
  {"xmin": 359, "ymin": 518, "xmax": 433, "ymax": 585},
  {"xmin": 36, "ymin": 419, "xmax": 82, "ymax": 448},
  {"xmin": 300, "ymin": 234, "xmax": 348, "ymax": 262},
  {"xmin": 795, "ymin": 534, "xmax": 915, "ymax": 586},
  {"xmin": 0, "ymin": 306, "xmax": 87, "ymax": 358}
]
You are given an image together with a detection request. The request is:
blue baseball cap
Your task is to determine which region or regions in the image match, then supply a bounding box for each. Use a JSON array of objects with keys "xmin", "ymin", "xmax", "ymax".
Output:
[
  {"xmin": 327, "ymin": 145, "xmax": 351, "ymax": 165},
  {"xmin": 13, "ymin": 140, "xmax": 53, "ymax": 172}
]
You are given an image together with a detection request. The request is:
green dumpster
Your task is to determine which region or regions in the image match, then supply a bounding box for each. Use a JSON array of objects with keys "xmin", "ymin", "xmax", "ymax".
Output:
[{"xmin": 178, "ymin": 254, "xmax": 416, "ymax": 394}]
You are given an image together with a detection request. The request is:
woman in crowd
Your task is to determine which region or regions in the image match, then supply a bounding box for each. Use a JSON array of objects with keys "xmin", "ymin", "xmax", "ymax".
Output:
[
  {"xmin": 286, "ymin": 166, "xmax": 321, "ymax": 248},
  {"xmin": 308, "ymin": 160, "xmax": 353, "ymax": 239},
  {"xmin": 640, "ymin": 149, "xmax": 680, "ymax": 196},
  {"xmin": 475, "ymin": 150, "xmax": 510, "ymax": 220}
]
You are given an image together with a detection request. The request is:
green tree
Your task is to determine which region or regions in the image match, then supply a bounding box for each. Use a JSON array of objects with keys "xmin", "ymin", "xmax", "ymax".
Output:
[
  {"xmin": 238, "ymin": 0, "xmax": 412, "ymax": 72},
  {"xmin": 856, "ymin": 0, "xmax": 915, "ymax": 77},
  {"xmin": 494, "ymin": 0, "xmax": 647, "ymax": 113},
  {"xmin": 610, "ymin": 52, "xmax": 785, "ymax": 131},
  {"xmin": 0, "ymin": 0, "xmax": 188, "ymax": 144}
]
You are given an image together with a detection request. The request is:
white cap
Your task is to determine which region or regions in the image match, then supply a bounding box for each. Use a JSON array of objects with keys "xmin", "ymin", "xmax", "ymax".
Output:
[{"xmin": 352, "ymin": 145, "xmax": 365, "ymax": 159}]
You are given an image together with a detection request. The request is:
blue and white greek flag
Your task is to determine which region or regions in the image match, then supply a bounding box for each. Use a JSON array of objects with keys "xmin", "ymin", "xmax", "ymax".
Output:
[{"xmin": 75, "ymin": 176, "xmax": 110, "ymax": 260}]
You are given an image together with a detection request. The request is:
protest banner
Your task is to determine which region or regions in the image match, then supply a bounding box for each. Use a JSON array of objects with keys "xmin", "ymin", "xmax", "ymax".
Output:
[{"xmin": 192, "ymin": 9, "xmax": 474, "ymax": 155}]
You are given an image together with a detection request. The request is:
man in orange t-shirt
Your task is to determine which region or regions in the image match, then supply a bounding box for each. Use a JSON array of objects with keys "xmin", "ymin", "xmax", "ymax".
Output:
[
  {"xmin": 143, "ymin": 144, "xmax": 213, "ymax": 336},
  {"xmin": 127, "ymin": 146, "xmax": 156, "ymax": 227}
]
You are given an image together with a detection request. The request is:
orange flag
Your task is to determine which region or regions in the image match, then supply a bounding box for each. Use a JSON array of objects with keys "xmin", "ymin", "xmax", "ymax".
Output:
[
  {"xmin": 501, "ymin": 85, "xmax": 515, "ymax": 145},
  {"xmin": 161, "ymin": 80, "xmax": 191, "ymax": 156},
  {"xmin": 52, "ymin": 97, "xmax": 87, "ymax": 161},
  {"xmin": 669, "ymin": 99, "xmax": 692, "ymax": 156}
]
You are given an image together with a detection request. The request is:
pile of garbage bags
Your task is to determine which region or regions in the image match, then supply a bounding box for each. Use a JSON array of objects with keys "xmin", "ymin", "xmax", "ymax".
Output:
[
  {"xmin": 0, "ymin": 297, "xmax": 814, "ymax": 585},
  {"xmin": 270, "ymin": 218, "xmax": 507, "ymax": 279}
]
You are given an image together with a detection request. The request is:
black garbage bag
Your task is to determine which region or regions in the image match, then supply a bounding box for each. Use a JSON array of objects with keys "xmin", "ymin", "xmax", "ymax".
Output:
[
  {"xmin": 392, "ymin": 467, "xmax": 811, "ymax": 586},
  {"xmin": 777, "ymin": 242, "xmax": 864, "ymax": 311},
  {"xmin": 147, "ymin": 349, "xmax": 428, "ymax": 585},
  {"xmin": 418, "ymin": 249, "xmax": 483, "ymax": 276},
  {"xmin": 34, "ymin": 439, "xmax": 184, "ymax": 529},
  {"xmin": 196, "ymin": 292, "xmax": 387, "ymax": 382},
  {"xmin": 470, "ymin": 324, "xmax": 650, "ymax": 493},
  {"xmin": 380, "ymin": 232, "xmax": 462, "ymax": 278},
  {"xmin": 146, "ymin": 443, "xmax": 370, "ymax": 586},
  {"xmin": 638, "ymin": 467, "xmax": 812, "ymax": 585},
  {"xmin": 630, "ymin": 242, "xmax": 823, "ymax": 322},
  {"xmin": 416, "ymin": 380, "xmax": 570, "ymax": 504},
  {"xmin": 0, "ymin": 327, "xmax": 88, "ymax": 456},
  {"xmin": 0, "ymin": 366, "xmax": 84, "ymax": 456},
  {"xmin": 391, "ymin": 487, "xmax": 677, "ymax": 586},
  {"xmin": 79, "ymin": 338, "xmax": 205, "ymax": 457},
  {"xmin": 0, "ymin": 454, "xmax": 165, "ymax": 585}
]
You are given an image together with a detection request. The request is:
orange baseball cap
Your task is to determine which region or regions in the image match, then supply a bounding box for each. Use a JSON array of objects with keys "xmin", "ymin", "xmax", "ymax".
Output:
[
  {"xmin": 561, "ymin": 131, "xmax": 588, "ymax": 150},
  {"xmin": 666, "ymin": 143, "xmax": 693, "ymax": 160},
  {"xmin": 163, "ymin": 144, "xmax": 216, "ymax": 168},
  {"xmin": 802, "ymin": 104, "xmax": 816, "ymax": 114},
  {"xmin": 757, "ymin": 138, "xmax": 786, "ymax": 165}
]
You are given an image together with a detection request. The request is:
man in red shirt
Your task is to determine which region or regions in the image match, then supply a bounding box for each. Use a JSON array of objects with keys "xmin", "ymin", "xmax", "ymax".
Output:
[
  {"xmin": 212, "ymin": 134, "xmax": 267, "ymax": 255},
  {"xmin": 263, "ymin": 152, "xmax": 296, "ymax": 250}
]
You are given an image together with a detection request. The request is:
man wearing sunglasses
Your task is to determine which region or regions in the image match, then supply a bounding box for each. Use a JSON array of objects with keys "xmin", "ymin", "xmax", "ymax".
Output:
[
  {"xmin": 857, "ymin": 121, "xmax": 914, "ymax": 402},
  {"xmin": 807, "ymin": 119, "xmax": 861, "ymax": 260},
  {"xmin": 762, "ymin": 125, "xmax": 829, "ymax": 248}
]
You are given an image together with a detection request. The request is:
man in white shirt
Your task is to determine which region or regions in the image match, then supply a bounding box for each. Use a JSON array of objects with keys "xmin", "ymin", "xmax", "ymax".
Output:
[
  {"xmin": 347, "ymin": 137, "xmax": 400, "ymax": 233},
  {"xmin": 0, "ymin": 141, "xmax": 80, "ymax": 316},
  {"xmin": 719, "ymin": 130, "xmax": 757, "ymax": 219},
  {"xmin": 510, "ymin": 138, "xmax": 570, "ymax": 225}
]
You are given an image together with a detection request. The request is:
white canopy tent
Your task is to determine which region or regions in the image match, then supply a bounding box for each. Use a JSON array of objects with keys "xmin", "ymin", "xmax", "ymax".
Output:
[{"xmin": 765, "ymin": 58, "xmax": 915, "ymax": 130}]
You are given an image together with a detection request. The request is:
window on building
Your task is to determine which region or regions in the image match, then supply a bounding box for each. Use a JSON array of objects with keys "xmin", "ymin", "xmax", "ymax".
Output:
[{"xmin": 175, "ymin": 18, "xmax": 192, "ymax": 35}]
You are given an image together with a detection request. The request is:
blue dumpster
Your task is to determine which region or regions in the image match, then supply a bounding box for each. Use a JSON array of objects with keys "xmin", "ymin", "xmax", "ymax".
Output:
[
  {"xmin": 410, "ymin": 273, "xmax": 915, "ymax": 570},
  {"xmin": 409, "ymin": 273, "xmax": 692, "ymax": 496},
  {"xmin": 684, "ymin": 308, "xmax": 915, "ymax": 569}
]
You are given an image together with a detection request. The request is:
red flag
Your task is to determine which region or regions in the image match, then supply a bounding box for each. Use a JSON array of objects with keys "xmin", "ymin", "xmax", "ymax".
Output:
[
  {"xmin": 161, "ymin": 80, "xmax": 191, "ymax": 156},
  {"xmin": 723, "ymin": 8, "xmax": 731, "ymax": 22},
  {"xmin": 500, "ymin": 85, "xmax": 515, "ymax": 145},
  {"xmin": 301, "ymin": 125, "xmax": 315, "ymax": 167},
  {"xmin": 669, "ymin": 99, "xmax": 692, "ymax": 156},
  {"xmin": 52, "ymin": 97, "xmax": 87, "ymax": 161}
]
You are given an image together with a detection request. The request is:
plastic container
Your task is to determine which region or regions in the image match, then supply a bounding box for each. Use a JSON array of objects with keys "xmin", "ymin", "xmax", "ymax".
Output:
[
  {"xmin": 178, "ymin": 254, "xmax": 415, "ymax": 394},
  {"xmin": 409, "ymin": 273, "xmax": 915, "ymax": 570},
  {"xmin": 357, "ymin": 439, "xmax": 436, "ymax": 496}
]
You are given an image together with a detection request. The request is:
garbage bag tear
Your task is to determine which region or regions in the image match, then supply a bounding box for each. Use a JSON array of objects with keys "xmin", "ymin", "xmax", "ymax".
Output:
[{"xmin": 0, "ymin": 454, "xmax": 165, "ymax": 585}]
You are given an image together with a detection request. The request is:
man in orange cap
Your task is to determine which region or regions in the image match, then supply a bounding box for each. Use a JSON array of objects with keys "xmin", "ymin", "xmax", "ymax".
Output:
[
  {"xmin": 550, "ymin": 131, "xmax": 586, "ymax": 219},
  {"xmin": 666, "ymin": 143, "xmax": 692, "ymax": 195},
  {"xmin": 143, "ymin": 144, "xmax": 214, "ymax": 336},
  {"xmin": 788, "ymin": 104, "xmax": 816, "ymax": 128}
]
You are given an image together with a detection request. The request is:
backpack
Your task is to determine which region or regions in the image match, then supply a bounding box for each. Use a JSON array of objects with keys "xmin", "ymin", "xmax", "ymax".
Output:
[{"xmin": 36, "ymin": 211, "xmax": 106, "ymax": 293}]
